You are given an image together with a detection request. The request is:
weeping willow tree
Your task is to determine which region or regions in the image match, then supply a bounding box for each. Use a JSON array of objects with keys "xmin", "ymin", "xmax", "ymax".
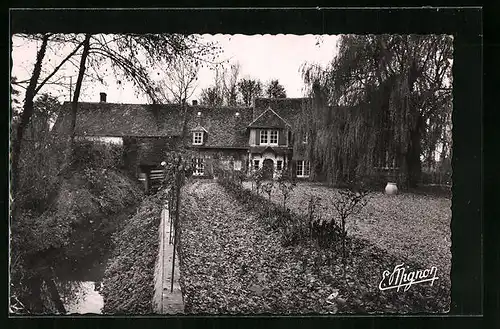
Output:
[{"xmin": 300, "ymin": 34, "xmax": 453, "ymax": 188}]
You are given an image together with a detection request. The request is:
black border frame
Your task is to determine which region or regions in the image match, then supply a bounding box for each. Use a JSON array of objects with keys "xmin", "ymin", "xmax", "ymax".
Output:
[{"xmin": 7, "ymin": 6, "xmax": 485, "ymax": 329}]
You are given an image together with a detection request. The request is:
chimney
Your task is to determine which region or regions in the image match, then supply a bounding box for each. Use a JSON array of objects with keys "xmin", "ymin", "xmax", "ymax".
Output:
[
  {"xmin": 196, "ymin": 111, "xmax": 202, "ymax": 125},
  {"xmin": 192, "ymin": 100, "xmax": 198, "ymax": 106},
  {"xmin": 100, "ymin": 92, "xmax": 107, "ymax": 103}
]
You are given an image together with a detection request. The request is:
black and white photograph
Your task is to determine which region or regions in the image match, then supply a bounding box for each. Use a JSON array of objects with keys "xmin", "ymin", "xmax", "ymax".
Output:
[{"xmin": 8, "ymin": 8, "xmax": 481, "ymax": 318}]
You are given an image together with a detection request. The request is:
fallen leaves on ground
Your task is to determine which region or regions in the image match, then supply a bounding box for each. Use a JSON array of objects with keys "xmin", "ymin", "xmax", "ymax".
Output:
[
  {"xmin": 242, "ymin": 181, "xmax": 451, "ymax": 285},
  {"xmin": 178, "ymin": 181, "xmax": 450, "ymax": 314}
]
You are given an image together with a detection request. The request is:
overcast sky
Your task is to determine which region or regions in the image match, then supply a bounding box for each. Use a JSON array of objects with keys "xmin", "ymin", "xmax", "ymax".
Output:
[{"xmin": 11, "ymin": 34, "xmax": 339, "ymax": 104}]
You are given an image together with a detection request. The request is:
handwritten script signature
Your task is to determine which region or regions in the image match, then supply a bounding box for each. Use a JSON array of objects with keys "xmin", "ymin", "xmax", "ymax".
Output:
[{"xmin": 379, "ymin": 263, "xmax": 439, "ymax": 292}]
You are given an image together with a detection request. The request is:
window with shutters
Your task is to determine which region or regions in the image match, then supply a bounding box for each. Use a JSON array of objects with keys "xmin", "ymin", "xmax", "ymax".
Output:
[
  {"xmin": 276, "ymin": 160, "xmax": 283, "ymax": 171},
  {"xmin": 260, "ymin": 130, "xmax": 268, "ymax": 144},
  {"xmin": 269, "ymin": 130, "xmax": 278, "ymax": 145}
]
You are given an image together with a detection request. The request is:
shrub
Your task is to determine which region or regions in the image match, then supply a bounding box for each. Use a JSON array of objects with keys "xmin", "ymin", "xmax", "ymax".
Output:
[
  {"xmin": 217, "ymin": 166, "xmax": 309, "ymax": 248},
  {"xmin": 16, "ymin": 135, "xmax": 66, "ymax": 214},
  {"xmin": 71, "ymin": 140, "xmax": 123, "ymax": 170},
  {"xmin": 332, "ymin": 188, "xmax": 370, "ymax": 280},
  {"xmin": 260, "ymin": 180, "xmax": 274, "ymax": 201},
  {"xmin": 280, "ymin": 210, "xmax": 309, "ymax": 247},
  {"xmin": 277, "ymin": 169, "xmax": 297, "ymax": 211},
  {"xmin": 307, "ymin": 196, "xmax": 339, "ymax": 249},
  {"xmin": 249, "ymin": 168, "xmax": 265, "ymax": 194},
  {"xmin": 234, "ymin": 170, "xmax": 246, "ymax": 187},
  {"xmin": 102, "ymin": 195, "xmax": 162, "ymax": 314}
]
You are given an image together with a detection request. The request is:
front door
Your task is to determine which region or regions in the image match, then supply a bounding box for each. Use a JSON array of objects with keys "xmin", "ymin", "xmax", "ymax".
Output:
[{"xmin": 262, "ymin": 159, "xmax": 274, "ymax": 180}]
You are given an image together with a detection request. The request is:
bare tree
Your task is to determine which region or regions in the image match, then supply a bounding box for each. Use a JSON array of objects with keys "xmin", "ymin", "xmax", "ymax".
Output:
[
  {"xmin": 11, "ymin": 33, "xmax": 50, "ymax": 200},
  {"xmin": 200, "ymin": 61, "xmax": 242, "ymax": 106},
  {"xmin": 68, "ymin": 34, "xmax": 91, "ymax": 154},
  {"xmin": 10, "ymin": 77, "xmax": 23, "ymax": 114},
  {"xmin": 159, "ymin": 57, "xmax": 199, "ymax": 104},
  {"xmin": 12, "ymin": 33, "xmax": 223, "ymax": 104},
  {"xmin": 199, "ymin": 86, "xmax": 224, "ymax": 106},
  {"xmin": 10, "ymin": 33, "xmax": 223, "ymax": 315},
  {"xmin": 12, "ymin": 34, "xmax": 86, "ymax": 99},
  {"xmin": 222, "ymin": 62, "xmax": 241, "ymax": 106},
  {"xmin": 12, "ymin": 33, "xmax": 223, "ymax": 177},
  {"xmin": 199, "ymin": 64, "xmax": 225, "ymax": 106}
]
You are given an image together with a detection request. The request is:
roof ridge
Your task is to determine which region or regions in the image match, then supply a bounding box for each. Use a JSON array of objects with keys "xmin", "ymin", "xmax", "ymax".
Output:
[
  {"xmin": 62, "ymin": 101, "xmax": 182, "ymax": 106},
  {"xmin": 61, "ymin": 101, "xmax": 258, "ymax": 110}
]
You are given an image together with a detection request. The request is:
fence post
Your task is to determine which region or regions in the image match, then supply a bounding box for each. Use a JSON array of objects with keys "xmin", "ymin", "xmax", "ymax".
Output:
[
  {"xmin": 171, "ymin": 168, "xmax": 181, "ymax": 293},
  {"xmin": 169, "ymin": 188, "xmax": 174, "ymax": 245}
]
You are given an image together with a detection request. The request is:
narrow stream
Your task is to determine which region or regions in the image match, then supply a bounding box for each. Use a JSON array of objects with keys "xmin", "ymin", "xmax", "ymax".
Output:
[
  {"xmin": 59, "ymin": 281, "xmax": 104, "ymax": 314},
  {"xmin": 54, "ymin": 256, "xmax": 108, "ymax": 314}
]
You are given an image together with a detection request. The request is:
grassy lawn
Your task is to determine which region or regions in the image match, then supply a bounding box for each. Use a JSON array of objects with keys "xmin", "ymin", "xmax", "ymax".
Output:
[
  {"xmin": 242, "ymin": 181, "xmax": 452, "ymax": 281},
  {"xmin": 178, "ymin": 180, "xmax": 451, "ymax": 314}
]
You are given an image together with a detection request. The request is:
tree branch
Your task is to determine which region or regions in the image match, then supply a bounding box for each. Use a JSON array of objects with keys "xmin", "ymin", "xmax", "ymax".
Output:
[{"xmin": 34, "ymin": 41, "xmax": 84, "ymax": 95}]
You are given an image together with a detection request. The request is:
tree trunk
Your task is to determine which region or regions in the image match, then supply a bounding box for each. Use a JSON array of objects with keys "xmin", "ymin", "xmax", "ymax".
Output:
[
  {"xmin": 405, "ymin": 116, "xmax": 424, "ymax": 188},
  {"xmin": 11, "ymin": 33, "xmax": 50, "ymax": 202},
  {"xmin": 66, "ymin": 34, "xmax": 91, "ymax": 166},
  {"xmin": 43, "ymin": 277, "xmax": 66, "ymax": 314},
  {"xmin": 181, "ymin": 101, "xmax": 189, "ymax": 140},
  {"xmin": 341, "ymin": 219, "xmax": 347, "ymax": 282}
]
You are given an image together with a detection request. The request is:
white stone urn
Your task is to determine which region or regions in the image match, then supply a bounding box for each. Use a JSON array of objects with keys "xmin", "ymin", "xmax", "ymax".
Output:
[{"xmin": 385, "ymin": 182, "xmax": 398, "ymax": 195}]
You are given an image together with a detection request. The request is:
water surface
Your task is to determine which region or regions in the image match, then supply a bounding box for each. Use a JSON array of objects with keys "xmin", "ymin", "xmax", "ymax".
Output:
[
  {"xmin": 60, "ymin": 281, "xmax": 104, "ymax": 314},
  {"xmin": 55, "ymin": 256, "xmax": 107, "ymax": 315}
]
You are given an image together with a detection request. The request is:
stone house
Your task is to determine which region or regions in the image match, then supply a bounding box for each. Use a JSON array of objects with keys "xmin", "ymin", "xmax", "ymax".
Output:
[{"xmin": 52, "ymin": 93, "xmax": 313, "ymax": 189}]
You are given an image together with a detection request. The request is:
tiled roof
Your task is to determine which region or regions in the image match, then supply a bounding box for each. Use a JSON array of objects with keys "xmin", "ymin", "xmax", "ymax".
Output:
[
  {"xmin": 51, "ymin": 98, "xmax": 311, "ymax": 149},
  {"xmin": 52, "ymin": 102, "xmax": 184, "ymax": 137},
  {"xmin": 190, "ymin": 124, "xmax": 208, "ymax": 133},
  {"xmin": 253, "ymin": 98, "xmax": 311, "ymax": 129},
  {"xmin": 52, "ymin": 101, "xmax": 255, "ymax": 148},
  {"xmin": 248, "ymin": 107, "xmax": 290, "ymax": 128},
  {"xmin": 186, "ymin": 106, "xmax": 253, "ymax": 148}
]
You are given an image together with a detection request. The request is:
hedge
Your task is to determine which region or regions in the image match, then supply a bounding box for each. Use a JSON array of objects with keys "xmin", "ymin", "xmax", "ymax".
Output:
[{"xmin": 101, "ymin": 193, "xmax": 164, "ymax": 314}]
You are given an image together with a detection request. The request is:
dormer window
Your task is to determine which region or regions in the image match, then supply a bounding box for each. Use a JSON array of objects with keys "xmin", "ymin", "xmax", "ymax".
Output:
[
  {"xmin": 259, "ymin": 129, "xmax": 278, "ymax": 146},
  {"xmin": 193, "ymin": 131, "xmax": 203, "ymax": 145}
]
